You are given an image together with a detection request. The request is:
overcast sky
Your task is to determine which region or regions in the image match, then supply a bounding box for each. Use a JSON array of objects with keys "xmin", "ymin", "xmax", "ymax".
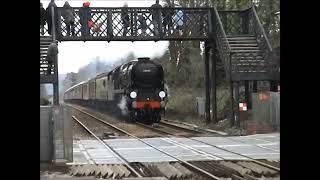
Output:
[{"xmin": 41, "ymin": 0, "xmax": 169, "ymax": 74}]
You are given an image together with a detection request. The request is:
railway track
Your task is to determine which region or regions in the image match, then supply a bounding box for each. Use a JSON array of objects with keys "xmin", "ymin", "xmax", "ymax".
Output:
[
  {"xmin": 135, "ymin": 121, "xmax": 207, "ymax": 137},
  {"xmin": 71, "ymin": 106, "xmax": 223, "ymax": 179},
  {"xmin": 136, "ymin": 120, "xmax": 280, "ymax": 172},
  {"xmin": 133, "ymin": 117, "xmax": 280, "ymax": 170},
  {"xmin": 161, "ymin": 119, "xmax": 228, "ymax": 136},
  {"xmin": 157, "ymin": 120, "xmax": 280, "ymax": 166},
  {"xmin": 72, "ymin": 116, "xmax": 142, "ymax": 178},
  {"xmin": 71, "ymin": 104, "xmax": 205, "ymax": 138},
  {"xmin": 72, "ymin": 109, "xmax": 128, "ymax": 139},
  {"xmin": 70, "ymin": 104, "xmax": 280, "ymax": 179}
]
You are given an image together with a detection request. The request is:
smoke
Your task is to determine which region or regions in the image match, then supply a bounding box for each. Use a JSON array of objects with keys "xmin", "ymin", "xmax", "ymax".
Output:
[
  {"xmin": 164, "ymin": 83, "xmax": 170, "ymax": 98},
  {"xmin": 117, "ymin": 96, "xmax": 128, "ymax": 116}
]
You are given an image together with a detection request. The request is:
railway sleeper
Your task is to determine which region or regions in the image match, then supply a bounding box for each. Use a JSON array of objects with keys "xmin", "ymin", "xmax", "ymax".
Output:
[
  {"xmin": 156, "ymin": 163, "xmax": 179, "ymax": 179},
  {"xmin": 70, "ymin": 164, "xmax": 133, "ymax": 179},
  {"xmin": 219, "ymin": 161, "xmax": 252, "ymax": 176},
  {"xmin": 191, "ymin": 161, "xmax": 227, "ymax": 177},
  {"xmin": 170, "ymin": 162, "xmax": 193, "ymax": 178},
  {"xmin": 243, "ymin": 173, "xmax": 261, "ymax": 180},
  {"xmin": 232, "ymin": 174, "xmax": 247, "ymax": 180},
  {"xmin": 144, "ymin": 163, "xmax": 165, "ymax": 177},
  {"xmin": 207, "ymin": 161, "xmax": 237, "ymax": 177},
  {"xmin": 131, "ymin": 162, "xmax": 154, "ymax": 177},
  {"xmin": 236, "ymin": 161, "xmax": 278, "ymax": 177},
  {"xmin": 142, "ymin": 162, "xmax": 184, "ymax": 179},
  {"xmin": 100, "ymin": 165, "xmax": 114, "ymax": 178},
  {"xmin": 197, "ymin": 161, "xmax": 253, "ymax": 179},
  {"xmin": 84, "ymin": 165, "xmax": 94, "ymax": 176}
]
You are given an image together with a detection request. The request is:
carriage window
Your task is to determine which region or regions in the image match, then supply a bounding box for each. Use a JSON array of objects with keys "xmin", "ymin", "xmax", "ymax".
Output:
[{"xmin": 103, "ymin": 80, "xmax": 106, "ymax": 87}]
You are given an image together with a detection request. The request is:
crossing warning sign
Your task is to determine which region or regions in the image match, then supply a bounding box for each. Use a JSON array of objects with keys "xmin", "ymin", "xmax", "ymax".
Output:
[{"xmin": 239, "ymin": 103, "xmax": 247, "ymax": 111}]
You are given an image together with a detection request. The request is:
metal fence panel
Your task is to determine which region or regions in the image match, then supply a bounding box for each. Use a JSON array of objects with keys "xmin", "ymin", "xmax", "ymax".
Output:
[
  {"xmin": 252, "ymin": 92, "xmax": 280, "ymax": 129},
  {"xmin": 63, "ymin": 105, "xmax": 73, "ymax": 162},
  {"xmin": 40, "ymin": 106, "xmax": 53, "ymax": 162},
  {"xmin": 270, "ymin": 92, "xmax": 280, "ymax": 129},
  {"xmin": 53, "ymin": 105, "xmax": 73, "ymax": 163}
]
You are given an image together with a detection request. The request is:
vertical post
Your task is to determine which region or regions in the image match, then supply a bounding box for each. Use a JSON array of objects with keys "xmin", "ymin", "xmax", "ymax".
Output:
[
  {"xmin": 208, "ymin": 8, "xmax": 214, "ymax": 33},
  {"xmin": 241, "ymin": 10, "xmax": 249, "ymax": 34},
  {"xmin": 130, "ymin": 9, "xmax": 134, "ymax": 37},
  {"xmin": 51, "ymin": 6, "xmax": 56, "ymax": 40},
  {"xmin": 229, "ymin": 81, "xmax": 234, "ymax": 127},
  {"xmin": 253, "ymin": 80, "xmax": 258, "ymax": 93},
  {"xmin": 222, "ymin": 12, "xmax": 228, "ymax": 34},
  {"xmin": 54, "ymin": 82, "xmax": 59, "ymax": 105},
  {"xmin": 57, "ymin": 8, "xmax": 61, "ymax": 39},
  {"xmin": 107, "ymin": 10, "xmax": 112, "ymax": 38},
  {"xmin": 52, "ymin": 6, "xmax": 59, "ymax": 105},
  {"xmin": 270, "ymin": 80, "xmax": 278, "ymax": 92},
  {"xmin": 211, "ymin": 42, "xmax": 217, "ymax": 123},
  {"xmin": 229, "ymin": 54, "xmax": 234, "ymax": 127},
  {"xmin": 245, "ymin": 80, "xmax": 251, "ymax": 109},
  {"xmin": 157, "ymin": 7, "xmax": 163, "ymax": 37},
  {"xmin": 204, "ymin": 41, "xmax": 211, "ymax": 124},
  {"xmin": 54, "ymin": 46, "xmax": 59, "ymax": 105},
  {"xmin": 234, "ymin": 81, "xmax": 240, "ymax": 127},
  {"xmin": 134, "ymin": 9, "xmax": 138, "ymax": 36}
]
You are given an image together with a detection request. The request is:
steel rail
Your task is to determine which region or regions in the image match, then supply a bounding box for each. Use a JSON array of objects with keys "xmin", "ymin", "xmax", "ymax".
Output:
[
  {"xmin": 70, "ymin": 105, "xmax": 221, "ymax": 180},
  {"xmin": 72, "ymin": 115, "xmax": 143, "ymax": 178}
]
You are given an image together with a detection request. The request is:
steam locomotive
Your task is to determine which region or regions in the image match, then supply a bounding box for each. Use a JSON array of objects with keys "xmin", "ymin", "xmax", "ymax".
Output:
[{"xmin": 64, "ymin": 57, "xmax": 167, "ymax": 124}]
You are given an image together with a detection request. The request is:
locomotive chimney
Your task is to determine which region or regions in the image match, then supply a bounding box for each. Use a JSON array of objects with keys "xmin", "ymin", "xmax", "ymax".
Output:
[{"xmin": 137, "ymin": 57, "xmax": 150, "ymax": 61}]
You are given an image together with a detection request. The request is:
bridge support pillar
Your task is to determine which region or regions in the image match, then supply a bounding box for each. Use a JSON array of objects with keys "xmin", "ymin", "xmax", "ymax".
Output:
[
  {"xmin": 53, "ymin": 82, "xmax": 59, "ymax": 105},
  {"xmin": 211, "ymin": 42, "xmax": 217, "ymax": 124},
  {"xmin": 204, "ymin": 41, "xmax": 211, "ymax": 124},
  {"xmin": 270, "ymin": 80, "xmax": 278, "ymax": 92},
  {"xmin": 234, "ymin": 81, "xmax": 240, "ymax": 127},
  {"xmin": 228, "ymin": 51, "xmax": 235, "ymax": 127},
  {"xmin": 253, "ymin": 80, "xmax": 258, "ymax": 93},
  {"xmin": 229, "ymin": 80, "xmax": 235, "ymax": 127},
  {"xmin": 245, "ymin": 80, "xmax": 251, "ymax": 109}
]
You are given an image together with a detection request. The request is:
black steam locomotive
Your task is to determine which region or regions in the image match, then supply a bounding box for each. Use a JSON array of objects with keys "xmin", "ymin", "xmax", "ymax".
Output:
[{"xmin": 64, "ymin": 57, "xmax": 167, "ymax": 124}]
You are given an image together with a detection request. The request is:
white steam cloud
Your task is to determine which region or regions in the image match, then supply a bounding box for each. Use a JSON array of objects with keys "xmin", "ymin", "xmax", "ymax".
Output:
[{"xmin": 117, "ymin": 96, "xmax": 128, "ymax": 116}]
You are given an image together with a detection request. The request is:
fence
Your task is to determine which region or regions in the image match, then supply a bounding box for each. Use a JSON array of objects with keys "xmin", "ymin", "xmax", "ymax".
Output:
[
  {"xmin": 52, "ymin": 105, "xmax": 73, "ymax": 163},
  {"xmin": 252, "ymin": 92, "xmax": 280, "ymax": 129},
  {"xmin": 40, "ymin": 106, "xmax": 53, "ymax": 162}
]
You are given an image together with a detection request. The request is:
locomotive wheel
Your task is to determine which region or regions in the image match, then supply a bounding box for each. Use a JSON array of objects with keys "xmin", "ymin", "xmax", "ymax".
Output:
[
  {"xmin": 156, "ymin": 114, "xmax": 161, "ymax": 123},
  {"xmin": 145, "ymin": 115, "xmax": 153, "ymax": 125}
]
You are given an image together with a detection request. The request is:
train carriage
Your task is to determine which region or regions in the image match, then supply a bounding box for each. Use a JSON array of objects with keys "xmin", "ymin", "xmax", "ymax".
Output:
[
  {"xmin": 95, "ymin": 72, "xmax": 109, "ymax": 101},
  {"xmin": 82, "ymin": 80, "xmax": 89, "ymax": 100},
  {"xmin": 88, "ymin": 78, "xmax": 96, "ymax": 100}
]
